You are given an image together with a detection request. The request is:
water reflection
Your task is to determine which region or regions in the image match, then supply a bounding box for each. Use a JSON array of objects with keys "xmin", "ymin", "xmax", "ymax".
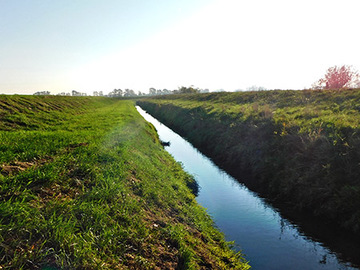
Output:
[{"xmin": 136, "ymin": 106, "xmax": 359, "ymax": 270}]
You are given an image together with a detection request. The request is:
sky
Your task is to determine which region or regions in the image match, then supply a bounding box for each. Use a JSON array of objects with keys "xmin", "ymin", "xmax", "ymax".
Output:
[{"xmin": 1, "ymin": 0, "xmax": 360, "ymax": 95}]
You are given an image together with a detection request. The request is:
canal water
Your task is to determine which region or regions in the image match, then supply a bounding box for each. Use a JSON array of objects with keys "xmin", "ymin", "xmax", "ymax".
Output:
[{"xmin": 136, "ymin": 106, "xmax": 359, "ymax": 270}]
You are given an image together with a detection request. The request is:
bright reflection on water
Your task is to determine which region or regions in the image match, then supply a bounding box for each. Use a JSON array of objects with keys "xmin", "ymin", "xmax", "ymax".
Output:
[{"xmin": 136, "ymin": 106, "xmax": 358, "ymax": 270}]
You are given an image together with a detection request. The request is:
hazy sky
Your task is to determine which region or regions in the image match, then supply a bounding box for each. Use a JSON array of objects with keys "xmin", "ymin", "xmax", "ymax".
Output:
[{"xmin": 1, "ymin": 0, "xmax": 360, "ymax": 95}]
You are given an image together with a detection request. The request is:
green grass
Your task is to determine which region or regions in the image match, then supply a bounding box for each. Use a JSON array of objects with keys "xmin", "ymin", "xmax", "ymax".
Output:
[
  {"xmin": 137, "ymin": 89, "xmax": 360, "ymax": 235},
  {"xmin": 0, "ymin": 95, "xmax": 250, "ymax": 269}
]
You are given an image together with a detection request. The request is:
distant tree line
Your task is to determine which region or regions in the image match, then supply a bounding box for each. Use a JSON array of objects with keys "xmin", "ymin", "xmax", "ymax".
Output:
[
  {"xmin": 33, "ymin": 91, "xmax": 51, "ymax": 95},
  {"xmin": 33, "ymin": 90, "xmax": 88, "ymax": 96},
  {"xmin": 33, "ymin": 86, "xmax": 210, "ymax": 97},
  {"xmin": 107, "ymin": 89, "xmax": 138, "ymax": 97},
  {"xmin": 29, "ymin": 66, "xmax": 360, "ymax": 97}
]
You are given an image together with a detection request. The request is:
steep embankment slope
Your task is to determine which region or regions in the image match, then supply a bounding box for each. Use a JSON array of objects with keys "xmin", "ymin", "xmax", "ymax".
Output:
[
  {"xmin": 137, "ymin": 89, "xmax": 360, "ymax": 235},
  {"xmin": 0, "ymin": 95, "xmax": 249, "ymax": 269}
]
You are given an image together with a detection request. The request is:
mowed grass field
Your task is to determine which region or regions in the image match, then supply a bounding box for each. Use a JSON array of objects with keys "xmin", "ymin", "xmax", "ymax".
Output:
[
  {"xmin": 0, "ymin": 95, "xmax": 249, "ymax": 269},
  {"xmin": 137, "ymin": 89, "xmax": 360, "ymax": 235}
]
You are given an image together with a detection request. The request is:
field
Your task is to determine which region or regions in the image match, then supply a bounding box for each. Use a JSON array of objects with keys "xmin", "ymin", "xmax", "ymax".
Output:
[
  {"xmin": 0, "ymin": 95, "xmax": 250, "ymax": 269},
  {"xmin": 137, "ymin": 89, "xmax": 360, "ymax": 235}
]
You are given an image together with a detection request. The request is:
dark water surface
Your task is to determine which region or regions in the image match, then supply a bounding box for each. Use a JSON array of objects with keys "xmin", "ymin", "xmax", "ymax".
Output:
[{"xmin": 137, "ymin": 106, "xmax": 359, "ymax": 270}]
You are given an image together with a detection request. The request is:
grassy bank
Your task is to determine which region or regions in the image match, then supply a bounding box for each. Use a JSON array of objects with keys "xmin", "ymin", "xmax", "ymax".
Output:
[
  {"xmin": 137, "ymin": 89, "xmax": 360, "ymax": 235},
  {"xmin": 0, "ymin": 95, "xmax": 249, "ymax": 269}
]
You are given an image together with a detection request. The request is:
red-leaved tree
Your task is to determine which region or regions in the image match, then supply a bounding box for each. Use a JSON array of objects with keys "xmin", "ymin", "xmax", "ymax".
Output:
[{"xmin": 312, "ymin": 65, "xmax": 360, "ymax": 90}]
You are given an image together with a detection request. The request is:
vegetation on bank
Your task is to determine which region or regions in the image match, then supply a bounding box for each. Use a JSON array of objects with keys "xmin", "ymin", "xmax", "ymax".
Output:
[
  {"xmin": 0, "ymin": 95, "xmax": 249, "ymax": 269},
  {"xmin": 137, "ymin": 89, "xmax": 360, "ymax": 235}
]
